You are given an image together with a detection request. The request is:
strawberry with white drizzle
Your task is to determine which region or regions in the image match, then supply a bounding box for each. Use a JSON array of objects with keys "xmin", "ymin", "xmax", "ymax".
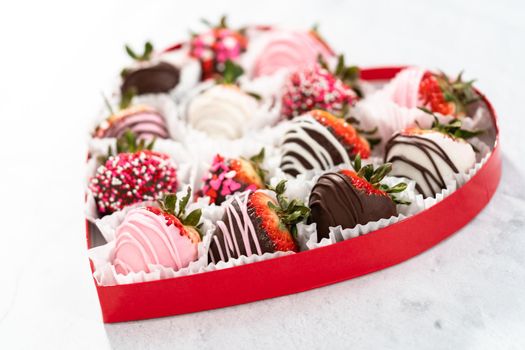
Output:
[
  {"xmin": 384, "ymin": 111, "xmax": 481, "ymax": 198},
  {"xmin": 112, "ymin": 188, "xmax": 202, "ymax": 275}
]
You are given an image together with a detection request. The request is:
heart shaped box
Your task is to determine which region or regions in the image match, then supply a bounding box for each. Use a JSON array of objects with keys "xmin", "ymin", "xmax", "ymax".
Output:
[{"xmin": 86, "ymin": 67, "xmax": 501, "ymax": 323}]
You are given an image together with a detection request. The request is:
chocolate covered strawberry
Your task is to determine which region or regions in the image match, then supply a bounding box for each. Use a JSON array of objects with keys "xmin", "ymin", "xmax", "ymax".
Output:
[
  {"xmin": 387, "ymin": 67, "xmax": 479, "ymax": 118},
  {"xmin": 198, "ymin": 148, "xmax": 267, "ymax": 205},
  {"xmin": 190, "ymin": 16, "xmax": 247, "ymax": 80},
  {"xmin": 385, "ymin": 110, "xmax": 481, "ymax": 198},
  {"xmin": 208, "ymin": 181, "xmax": 310, "ymax": 264},
  {"xmin": 418, "ymin": 71, "xmax": 478, "ymax": 117},
  {"xmin": 280, "ymin": 109, "xmax": 371, "ymax": 177},
  {"xmin": 187, "ymin": 60, "xmax": 260, "ymax": 140},
  {"xmin": 120, "ymin": 41, "xmax": 180, "ymax": 95},
  {"xmin": 309, "ymin": 156, "xmax": 408, "ymax": 241},
  {"xmin": 94, "ymin": 91, "xmax": 170, "ymax": 141},
  {"xmin": 281, "ymin": 55, "xmax": 361, "ymax": 119},
  {"xmin": 112, "ymin": 188, "xmax": 201, "ymax": 275},
  {"xmin": 89, "ymin": 131, "xmax": 178, "ymax": 215}
]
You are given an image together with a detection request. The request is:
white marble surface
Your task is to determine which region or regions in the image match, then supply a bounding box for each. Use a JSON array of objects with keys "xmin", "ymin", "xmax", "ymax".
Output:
[{"xmin": 1, "ymin": 0, "xmax": 524, "ymax": 349}]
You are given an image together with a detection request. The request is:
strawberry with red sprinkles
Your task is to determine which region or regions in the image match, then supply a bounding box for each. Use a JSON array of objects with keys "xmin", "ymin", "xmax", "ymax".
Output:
[{"xmin": 89, "ymin": 131, "xmax": 178, "ymax": 215}]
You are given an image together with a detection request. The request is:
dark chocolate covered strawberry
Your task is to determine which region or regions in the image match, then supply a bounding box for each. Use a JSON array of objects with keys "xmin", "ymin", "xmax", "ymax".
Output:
[
  {"xmin": 120, "ymin": 41, "xmax": 180, "ymax": 95},
  {"xmin": 308, "ymin": 156, "xmax": 408, "ymax": 241},
  {"xmin": 208, "ymin": 181, "xmax": 310, "ymax": 264}
]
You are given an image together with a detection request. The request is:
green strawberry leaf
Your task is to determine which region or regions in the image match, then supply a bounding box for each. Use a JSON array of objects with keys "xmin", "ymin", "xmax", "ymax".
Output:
[
  {"xmin": 177, "ymin": 187, "xmax": 192, "ymax": 217},
  {"xmin": 219, "ymin": 59, "xmax": 244, "ymax": 84},
  {"xmin": 160, "ymin": 193, "xmax": 178, "ymax": 215},
  {"xmin": 183, "ymin": 208, "xmax": 202, "ymax": 227}
]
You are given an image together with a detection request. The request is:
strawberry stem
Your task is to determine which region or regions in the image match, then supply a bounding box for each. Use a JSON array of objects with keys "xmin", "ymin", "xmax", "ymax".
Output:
[
  {"xmin": 352, "ymin": 155, "xmax": 409, "ymax": 205},
  {"xmin": 267, "ymin": 180, "xmax": 310, "ymax": 238},
  {"xmin": 247, "ymin": 148, "xmax": 268, "ymax": 186},
  {"xmin": 216, "ymin": 59, "xmax": 244, "ymax": 84},
  {"xmin": 125, "ymin": 41, "xmax": 154, "ymax": 62},
  {"xmin": 318, "ymin": 54, "xmax": 362, "ymax": 97},
  {"xmin": 418, "ymin": 107, "xmax": 484, "ymax": 140},
  {"xmin": 158, "ymin": 187, "xmax": 203, "ymax": 237}
]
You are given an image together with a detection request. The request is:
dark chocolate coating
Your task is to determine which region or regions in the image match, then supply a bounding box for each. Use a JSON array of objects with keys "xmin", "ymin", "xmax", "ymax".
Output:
[
  {"xmin": 308, "ymin": 172, "xmax": 397, "ymax": 241},
  {"xmin": 384, "ymin": 133, "xmax": 458, "ymax": 198},
  {"xmin": 208, "ymin": 198, "xmax": 274, "ymax": 264},
  {"xmin": 121, "ymin": 61, "xmax": 180, "ymax": 95}
]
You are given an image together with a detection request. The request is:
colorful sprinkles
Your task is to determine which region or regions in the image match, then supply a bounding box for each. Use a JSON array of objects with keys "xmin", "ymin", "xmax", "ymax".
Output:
[
  {"xmin": 199, "ymin": 154, "xmax": 257, "ymax": 204},
  {"xmin": 281, "ymin": 64, "xmax": 358, "ymax": 119},
  {"xmin": 89, "ymin": 150, "xmax": 178, "ymax": 214}
]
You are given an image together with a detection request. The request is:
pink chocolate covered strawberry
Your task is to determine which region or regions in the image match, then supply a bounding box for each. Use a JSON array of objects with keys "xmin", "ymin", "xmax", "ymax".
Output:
[
  {"xmin": 112, "ymin": 188, "xmax": 201, "ymax": 275},
  {"xmin": 387, "ymin": 67, "xmax": 479, "ymax": 118}
]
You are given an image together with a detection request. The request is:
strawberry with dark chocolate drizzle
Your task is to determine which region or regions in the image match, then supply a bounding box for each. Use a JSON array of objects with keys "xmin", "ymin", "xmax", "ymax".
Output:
[
  {"xmin": 280, "ymin": 110, "xmax": 371, "ymax": 177},
  {"xmin": 207, "ymin": 181, "xmax": 310, "ymax": 264},
  {"xmin": 308, "ymin": 156, "xmax": 408, "ymax": 241}
]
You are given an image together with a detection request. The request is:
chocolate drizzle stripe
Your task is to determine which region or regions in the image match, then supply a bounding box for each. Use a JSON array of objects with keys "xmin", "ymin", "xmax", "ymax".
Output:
[
  {"xmin": 385, "ymin": 134, "xmax": 460, "ymax": 197},
  {"xmin": 281, "ymin": 116, "xmax": 351, "ymax": 176}
]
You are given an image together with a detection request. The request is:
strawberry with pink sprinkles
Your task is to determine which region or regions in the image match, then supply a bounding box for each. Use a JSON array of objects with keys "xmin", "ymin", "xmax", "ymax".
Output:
[
  {"xmin": 281, "ymin": 55, "xmax": 362, "ymax": 119},
  {"xmin": 198, "ymin": 149, "xmax": 267, "ymax": 205},
  {"xmin": 89, "ymin": 132, "xmax": 178, "ymax": 215}
]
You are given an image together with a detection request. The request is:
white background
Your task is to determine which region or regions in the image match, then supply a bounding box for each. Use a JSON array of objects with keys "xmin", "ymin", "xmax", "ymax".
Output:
[{"xmin": 1, "ymin": 0, "xmax": 524, "ymax": 349}]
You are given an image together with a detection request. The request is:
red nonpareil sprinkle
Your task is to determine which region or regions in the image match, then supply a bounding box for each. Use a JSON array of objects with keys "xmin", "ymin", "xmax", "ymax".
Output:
[
  {"xmin": 418, "ymin": 72, "xmax": 454, "ymax": 116},
  {"xmin": 145, "ymin": 206, "xmax": 186, "ymax": 235},
  {"xmin": 89, "ymin": 150, "xmax": 178, "ymax": 215},
  {"xmin": 281, "ymin": 64, "xmax": 358, "ymax": 119}
]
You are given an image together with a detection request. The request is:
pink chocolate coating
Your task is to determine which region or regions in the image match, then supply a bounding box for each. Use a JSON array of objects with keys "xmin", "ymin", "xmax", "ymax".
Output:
[
  {"xmin": 252, "ymin": 30, "xmax": 333, "ymax": 78},
  {"xmin": 385, "ymin": 67, "xmax": 427, "ymax": 109},
  {"xmin": 112, "ymin": 208, "xmax": 198, "ymax": 275}
]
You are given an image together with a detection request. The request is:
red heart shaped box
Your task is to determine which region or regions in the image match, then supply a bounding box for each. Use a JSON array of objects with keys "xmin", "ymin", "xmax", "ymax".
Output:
[{"xmin": 86, "ymin": 66, "xmax": 501, "ymax": 323}]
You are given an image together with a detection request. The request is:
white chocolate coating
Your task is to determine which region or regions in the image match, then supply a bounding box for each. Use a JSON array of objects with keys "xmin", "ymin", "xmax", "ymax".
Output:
[
  {"xmin": 187, "ymin": 85, "xmax": 258, "ymax": 139},
  {"xmin": 385, "ymin": 131, "xmax": 476, "ymax": 197}
]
